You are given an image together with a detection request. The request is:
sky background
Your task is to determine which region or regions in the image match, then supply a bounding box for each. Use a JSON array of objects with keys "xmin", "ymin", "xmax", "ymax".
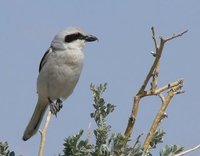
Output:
[{"xmin": 1, "ymin": 1, "xmax": 200, "ymax": 155}]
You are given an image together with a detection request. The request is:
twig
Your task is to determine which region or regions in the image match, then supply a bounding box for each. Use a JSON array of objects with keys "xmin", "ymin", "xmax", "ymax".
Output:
[
  {"xmin": 144, "ymin": 79, "xmax": 184, "ymax": 97},
  {"xmin": 151, "ymin": 27, "xmax": 158, "ymax": 50},
  {"xmin": 38, "ymin": 110, "xmax": 52, "ymax": 156},
  {"xmin": 175, "ymin": 144, "xmax": 200, "ymax": 156},
  {"xmin": 163, "ymin": 30, "xmax": 188, "ymax": 43},
  {"xmin": 133, "ymin": 133, "xmax": 144, "ymax": 148},
  {"xmin": 155, "ymin": 80, "xmax": 183, "ymax": 94},
  {"xmin": 86, "ymin": 122, "xmax": 92, "ymax": 145}
]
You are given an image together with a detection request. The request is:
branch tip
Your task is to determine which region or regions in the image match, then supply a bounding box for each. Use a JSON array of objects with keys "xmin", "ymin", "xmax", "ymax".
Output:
[
  {"xmin": 164, "ymin": 30, "xmax": 188, "ymax": 43},
  {"xmin": 179, "ymin": 79, "xmax": 184, "ymax": 84},
  {"xmin": 151, "ymin": 27, "xmax": 155, "ymax": 36},
  {"xmin": 175, "ymin": 90, "xmax": 185, "ymax": 95}
]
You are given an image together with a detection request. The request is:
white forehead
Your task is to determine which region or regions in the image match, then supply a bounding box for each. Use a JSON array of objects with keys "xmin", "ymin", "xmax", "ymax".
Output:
[{"xmin": 54, "ymin": 27, "xmax": 86, "ymax": 39}]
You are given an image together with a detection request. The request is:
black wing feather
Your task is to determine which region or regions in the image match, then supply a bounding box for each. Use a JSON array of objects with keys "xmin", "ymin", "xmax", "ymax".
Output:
[{"xmin": 39, "ymin": 48, "xmax": 52, "ymax": 72}]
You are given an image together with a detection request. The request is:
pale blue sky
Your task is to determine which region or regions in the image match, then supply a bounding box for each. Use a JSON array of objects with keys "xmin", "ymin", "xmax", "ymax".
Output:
[{"xmin": 1, "ymin": 1, "xmax": 200, "ymax": 155}]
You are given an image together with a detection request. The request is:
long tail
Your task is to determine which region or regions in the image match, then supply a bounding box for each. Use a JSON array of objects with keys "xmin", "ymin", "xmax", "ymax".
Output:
[{"xmin": 23, "ymin": 97, "xmax": 48, "ymax": 141}]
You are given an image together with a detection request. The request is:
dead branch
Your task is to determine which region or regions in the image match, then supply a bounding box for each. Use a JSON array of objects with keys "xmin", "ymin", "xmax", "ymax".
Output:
[
  {"xmin": 163, "ymin": 30, "xmax": 188, "ymax": 43},
  {"xmin": 143, "ymin": 81, "xmax": 183, "ymax": 152},
  {"xmin": 124, "ymin": 27, "xmax": 187, "ymax": 151}
]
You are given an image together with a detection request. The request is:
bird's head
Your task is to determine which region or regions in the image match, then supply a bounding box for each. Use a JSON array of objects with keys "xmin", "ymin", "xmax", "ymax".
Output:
[{"xmin": 51, "ymin": 27, "xmax": 98, "ymax": 50}]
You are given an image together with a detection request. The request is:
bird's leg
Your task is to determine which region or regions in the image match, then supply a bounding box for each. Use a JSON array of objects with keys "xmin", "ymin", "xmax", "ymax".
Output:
[
  {"xmin": 48, "ymin": 98, "xmax": 57, "ymax": 116},
  {"xmin": 56, "ymin": 98, "xmax": 63, "ymax": 110},
  {"xmin": 48, "ymin": 97, "xmax": 63, "ymax": 117}
]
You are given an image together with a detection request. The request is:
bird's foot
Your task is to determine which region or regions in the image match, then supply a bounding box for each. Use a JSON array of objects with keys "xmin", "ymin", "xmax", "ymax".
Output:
[{"xmin": 48, "ymin": 98, "xmax": 63, "ymax": 116}]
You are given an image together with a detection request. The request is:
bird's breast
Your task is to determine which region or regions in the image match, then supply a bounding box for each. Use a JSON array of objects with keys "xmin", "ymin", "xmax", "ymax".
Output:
[{"xmin": 37, "ymin": 49, "xmax": 84, "ymax": 100}]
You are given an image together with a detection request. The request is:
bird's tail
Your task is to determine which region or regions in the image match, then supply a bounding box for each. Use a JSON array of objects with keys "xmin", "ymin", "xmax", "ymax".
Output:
[{"xmin": 22, "ymin": 97, "xmax": 48, "ymax": 141}]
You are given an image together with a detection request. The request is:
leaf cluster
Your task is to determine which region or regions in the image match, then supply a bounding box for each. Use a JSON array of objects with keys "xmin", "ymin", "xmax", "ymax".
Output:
[{"xmin": 160, "ymin": 145, "xmax": 184, "ymax": 156}]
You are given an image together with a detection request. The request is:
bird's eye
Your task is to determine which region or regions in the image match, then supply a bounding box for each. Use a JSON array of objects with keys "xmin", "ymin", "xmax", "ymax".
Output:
[{"xmin": 64, "ymin": 33, "xmax": 85, "ymax": 43}]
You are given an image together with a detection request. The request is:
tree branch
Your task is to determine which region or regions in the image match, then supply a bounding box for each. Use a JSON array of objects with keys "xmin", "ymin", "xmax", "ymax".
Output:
[
  {"xmin": 143, "ymin": 81, "xmax": 183, "ymax": 152},
  {"xmin": 124, "ymin": 27, "xmax": 187, "ymax": 150},
  {"xmin": 163, "ymin": 30, "xmax": 188, "ymax": 43},
  {"xmin": 151, "ymin": 27, "xmax": 158, "ymax": 50},
  {"xmin": 124, "ymin": 96, "xmax": 140, "ymax": 138},
  {"xmin": 144, "ymin": 79, "xmax": 184, "ymax": 96},
  {"xmin": 38, "ymin": 110, "xmax": 52, "ymax": 156},
  {"xmin": 138, "ymin": 27, "xmax": 165, "ymax": 94},
  {"xmin": 175, "ymin": 144, "xmax": 200, "ymax": 156}
]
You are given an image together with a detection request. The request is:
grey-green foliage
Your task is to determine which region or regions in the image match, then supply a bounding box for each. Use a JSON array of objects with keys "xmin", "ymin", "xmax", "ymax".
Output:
[
  {"xmin": 62, "ymin": 130, "xmax": 94, "ymax": 156},
  {"xmin": 150, "ymin": 129, "xmax": 165, "ymax": 149},
  {"xmin": 109, "ymin": 133, "xmax": 143, "ymax": 156},
  {"xmin": 62, "ymin": 83, "xmax": 146, "ymax": 156},
  {"xmin": 90, "ymin": 83, "xmax": 115, "ymax": 127},
  {"xmin": 61, "ymin": 83, "xmax": 184, "ymax": 156},
  {"xmin": 160, "ymin": 145, "xmax": 184, "ymax": 156},
  {"xmin": 90, "ymin": 83, "xmax": 115, "ymax": 156},
  {"xmin": 0, "ymin": 142, "xmax": 15, "ymax": 156}
]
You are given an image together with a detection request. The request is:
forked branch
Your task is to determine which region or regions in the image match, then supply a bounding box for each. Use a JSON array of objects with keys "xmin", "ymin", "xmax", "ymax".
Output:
[{"xmin": 124, "ymin": 27, "xmax": 187, "ymax": 151}]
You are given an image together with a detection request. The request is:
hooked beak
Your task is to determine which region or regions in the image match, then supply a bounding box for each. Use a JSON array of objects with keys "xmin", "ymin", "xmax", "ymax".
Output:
[{"xmin": 85, "ymin": 35, "xmax": 98, "ymax": 42}]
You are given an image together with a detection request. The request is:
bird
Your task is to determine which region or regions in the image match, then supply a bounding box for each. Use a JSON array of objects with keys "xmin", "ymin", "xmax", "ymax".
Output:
[{"xmin": 22, "ymin": 27, "xmax": 98, "ymax": 141}]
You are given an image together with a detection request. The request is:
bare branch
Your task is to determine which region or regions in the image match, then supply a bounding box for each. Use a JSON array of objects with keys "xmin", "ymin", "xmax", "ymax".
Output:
[
  {"xmin": 158, "ymin": 93, "xmax": 165, "ymax": 103},
  {"xmin": 150, "ymin": 61, "xmax": 160, "ymax": 92},
  {"xmin": 155, "ymin": 79, "xmax": 183, "ymax": 94},
  {"xmin": 143, "ymin": 81, "xmax": 184, "ymax": 152},
  {"xmin": 38, "ymin": 110, "xmax": 52, "ymax": 156},
  {"xmin": 143, "ymin": 89, "xmax": 175, "ymax": 151},
  {"xmin": 133, "ymin": 133, "xmax": 144, "ymax": 148},
  {"xmin": 175, "ymin": 144, "xmax": 200, "ymax": 156},
  {"xmin": 138, "ymin": 27, "xmax": 166, "ymax": 94},
  {"xmin": 124, "ymin": 27, "xmax": 187, "ymax": 152},
  {"xmin": 163, "ymin": 30, "xmax": 188, "ymax": 43},
  {"xmin": 151, "ymin": 27, "xmax": 158, "ymax": 50},
  {"xmin": 124, "ymin": 96, "xmax": 140, "ymax": 138},
  {"xmin": 143, "ymin": 79, "xmax": 184, "ymax": 97}
]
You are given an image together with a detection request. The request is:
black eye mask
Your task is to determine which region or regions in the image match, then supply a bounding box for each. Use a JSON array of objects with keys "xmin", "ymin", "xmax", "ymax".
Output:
[{"xmin": 64, "ymin": 33, "xmax": 85, "ymax": 43}]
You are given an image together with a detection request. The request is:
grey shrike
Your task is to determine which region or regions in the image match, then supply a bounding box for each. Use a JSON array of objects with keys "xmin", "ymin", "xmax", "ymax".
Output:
[{"xmin": 22, "ymin": 27, "xmax": 98, "ymax": 141}]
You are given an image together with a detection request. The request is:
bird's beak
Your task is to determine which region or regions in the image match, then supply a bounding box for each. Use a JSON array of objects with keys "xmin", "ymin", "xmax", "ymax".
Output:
[{"xmin": 85, "ymin": 35, "xmax": 98, "ymax": 42}]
